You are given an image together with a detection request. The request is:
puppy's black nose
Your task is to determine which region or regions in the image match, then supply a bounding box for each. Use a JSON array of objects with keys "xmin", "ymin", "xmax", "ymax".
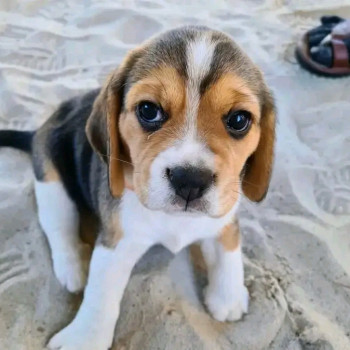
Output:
[{"xmin": 166, "ymin": 166, "xmax": 214, "ymax": 202}]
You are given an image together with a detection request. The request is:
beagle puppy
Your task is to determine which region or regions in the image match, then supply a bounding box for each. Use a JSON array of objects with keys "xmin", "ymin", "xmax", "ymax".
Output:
[{"xmin": 0, "ymin": 26, "xmax": 275, "ymax": 350}]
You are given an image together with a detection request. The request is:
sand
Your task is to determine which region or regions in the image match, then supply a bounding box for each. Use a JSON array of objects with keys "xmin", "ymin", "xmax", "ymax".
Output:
[{"xmin": 1, "ymin": 0, "xmax": 350, "ymax": 349}]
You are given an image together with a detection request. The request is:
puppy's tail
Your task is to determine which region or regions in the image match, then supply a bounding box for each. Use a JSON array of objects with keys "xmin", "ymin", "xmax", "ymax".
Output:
[{"xmin": 0, "ymin": 130, "xmax": 35, "ymax": 153}]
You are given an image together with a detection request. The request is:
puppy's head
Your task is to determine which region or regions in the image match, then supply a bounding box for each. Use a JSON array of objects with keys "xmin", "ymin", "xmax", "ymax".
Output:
[{"xmin": 86, "ymin": 26, "xmax": 276, "ymax": 217}]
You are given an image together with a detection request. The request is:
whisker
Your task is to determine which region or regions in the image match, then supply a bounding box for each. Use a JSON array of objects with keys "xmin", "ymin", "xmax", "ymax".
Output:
[
  {"xmin": 230, "ymin": 179, "xmax": 261, "ymax": 190},
  {"xmin": 99, "ymin": 153, "xmax": 133, "ymax": 166},
  {"xmin": 97, "ymin": 153, "xmax": 143, "ymax": 174},
  {"xmin": 228, "ymin": 189, "xmax": 243, "ymax": 197},
  {"xmin": 239, "ymin": 179, "xmax": 261, "ymax": 189}
]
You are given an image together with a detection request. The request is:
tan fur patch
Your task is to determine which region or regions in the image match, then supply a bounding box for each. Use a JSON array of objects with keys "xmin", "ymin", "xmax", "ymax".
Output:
[
  {"xmin": 107, "ymin": 89, "xmax": 125, "ymax": 197},
  {"xmin": 43, "ymin": 160, "xmax": 60, "ymax": 182},
  {"xmin": 100, "ymin": 212, "xmax": 123, "ymax": 248},
  {"xmin": 79, "ymin": 209, "xmax": 98, "ymax": 246},
  {"xmin": 218, "ymin": 219, "xmax": 240, "ymax": 251},
  {"xmin": 242, "ymin": 93, "xmax": 276, "ymax": 201},
  {"xmin": 189, "ymin": 244, "xmax": 207, "ymax": 273},
  {"xmin": 120, "ymin": 65, "xmax": 186, "ymax": 203},
  {"xmin": 197, "ymin": 73, "xmax": 261, "ymax": 216},
  {"xmin": 190, "ymin": 220, "xmax": 240, "ymax": 273}
]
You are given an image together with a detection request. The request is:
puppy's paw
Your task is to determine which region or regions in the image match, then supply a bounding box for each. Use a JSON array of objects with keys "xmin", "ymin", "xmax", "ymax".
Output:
[
  {"xmin": 52, "ymin": 242, "xmax": 92, "ymax": 293},
  {"xmin": 205, "ymin": 285, "xmax": 249, "ymax": 322},
  {"xmin": 48, "ymin": 320, "xmax": 112, "ymax": 350}
]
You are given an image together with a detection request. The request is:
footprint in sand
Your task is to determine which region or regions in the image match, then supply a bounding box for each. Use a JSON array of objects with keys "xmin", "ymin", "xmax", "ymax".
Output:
[
  {"xmin": 315, "ymin": 164, "xmax": 350, "ymax": 216},
  {"xmin": 287, "ymin": 166, "xmax": 350, "ymax": 228},
  {"xmin": 0, "ymin": 249, "xmax": 31, "ymax": 294}
]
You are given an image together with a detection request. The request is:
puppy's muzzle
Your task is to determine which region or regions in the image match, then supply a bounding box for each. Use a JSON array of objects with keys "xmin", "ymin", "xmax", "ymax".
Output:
[{"xmin": 166, "ymin": 166, "xmax": 215, "ymax": 202}]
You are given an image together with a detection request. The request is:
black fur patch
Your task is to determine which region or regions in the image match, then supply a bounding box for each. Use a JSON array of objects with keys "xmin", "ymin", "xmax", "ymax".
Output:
[{"xmin": 47, "ymin": 90, "xmax": 100, "ymax": 210}]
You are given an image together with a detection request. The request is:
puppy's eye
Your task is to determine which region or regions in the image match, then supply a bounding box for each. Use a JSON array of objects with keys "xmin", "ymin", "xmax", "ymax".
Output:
[
  {"xmin": 225, "ymin": 110, "xmax": 251, "ymax": 137},
  {"xmin": 138, "ymin": 102, "xmax": 162, "ymax": 122},
  {"xmin": 136, "ymin": 101, "xmax": 167, "ymax": 131}
]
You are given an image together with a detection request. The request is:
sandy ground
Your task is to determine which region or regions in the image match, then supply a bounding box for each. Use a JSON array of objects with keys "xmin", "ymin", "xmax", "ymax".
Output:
[{"xmin": 1, "ymin": 1, "xmax": 350, "ymax": 349}]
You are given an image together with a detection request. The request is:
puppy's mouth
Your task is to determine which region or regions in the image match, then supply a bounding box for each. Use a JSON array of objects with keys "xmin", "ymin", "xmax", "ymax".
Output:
[
  {"xmin": 169, "ymin": 195, "xmax": 210, "ymax": 215},
  {"xmin": 141, "ymin": 194, "xmax": 210, "ymax": 217}
]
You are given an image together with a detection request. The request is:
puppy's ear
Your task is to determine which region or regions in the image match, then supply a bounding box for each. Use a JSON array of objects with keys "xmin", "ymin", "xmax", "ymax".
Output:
[
  {"xmin": 86, "ymin": 48, "xmax": 143, "ymax": 197},
  {"xmin": 242, "ymin": 89, "xmax": 276, "ymax": 202}
]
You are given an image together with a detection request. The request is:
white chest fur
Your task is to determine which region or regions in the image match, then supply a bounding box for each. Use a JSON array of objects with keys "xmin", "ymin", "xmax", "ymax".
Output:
[{"xmin": 119, "ymin": 190, "xmax": 238, "ymax": 254}]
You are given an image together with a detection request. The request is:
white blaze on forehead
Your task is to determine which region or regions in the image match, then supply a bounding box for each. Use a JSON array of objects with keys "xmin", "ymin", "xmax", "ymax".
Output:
[
  {"xmin": 185, "ymin": 35, "xmax": 216, "ymax": 138},
  {"xmin": 146, "ymin": 35, "xmax": 220, "ymax": 215}
]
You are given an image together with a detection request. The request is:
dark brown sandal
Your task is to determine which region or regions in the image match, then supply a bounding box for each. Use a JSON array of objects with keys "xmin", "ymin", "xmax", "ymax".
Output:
[{"xmin": 296, "ymin": 19, "xmax": 350, "ymax": 77}]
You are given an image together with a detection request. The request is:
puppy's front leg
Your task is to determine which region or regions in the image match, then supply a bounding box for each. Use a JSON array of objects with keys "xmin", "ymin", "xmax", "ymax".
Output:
[
  {"xmin": 201, "ymin": 220, "xmax": 249, "ymax": 322},
  {"xmin": 48, "ymin": 237, "xmax": 150, "ymax": 350}
]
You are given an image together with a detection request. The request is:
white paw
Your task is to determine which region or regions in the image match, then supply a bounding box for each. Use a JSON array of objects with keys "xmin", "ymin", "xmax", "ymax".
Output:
[
  {"xmin": 48, "ymin": 320, "xmax": 112, "ymax": 350},
  {"xmin": 52, "ymin": 242, "xmax": 92, "ymax": 293},
  {"xmin": 205, "ymin": 284, "xmax": 249, "ymax": 322}
]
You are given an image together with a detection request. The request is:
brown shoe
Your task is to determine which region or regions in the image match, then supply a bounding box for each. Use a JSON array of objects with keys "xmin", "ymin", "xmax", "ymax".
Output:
[{"xmin": 296, "ymin": 18, "xmax": 350, "ymax": 77}]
